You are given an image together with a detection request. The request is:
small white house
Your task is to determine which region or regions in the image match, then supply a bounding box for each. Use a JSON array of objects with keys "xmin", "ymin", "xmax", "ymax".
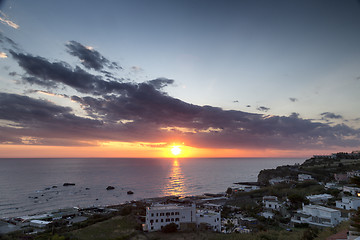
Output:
[
  {"xmin": 291, "ymin": 204, "xmax": 342, "ymax": 228},
  {"xmin": 234, "ymin": 184, "xmax": 260, "ymax": 192},
  {"xmin": 29, "ymin": 220, "xmax": 51, "ymax": 228},
  {"xmin": 196, "ymin": 210, "xmax": 221, "ymax": 232},
  {"xmin": 325, "ymin": 182, "xmax": 342, "ymax": 190},
  {"xmin": 298, "ymin": 174, "xmax": 314, "ymax": 182},
  {"xmin": 261, "ymin": 211, "xmax": 275, "ymax": 219},
  {"xmin": 269, "ymin": 178, "xmax": 288, "ymax": 185},
  {"xmin": 347, "ymin": 170, "xmax": 360, "ymax": 178},
  {"xmin": 263, "ymin": 196, "xmax": 282, "ymax": 211},
  {"xmin": 336, "ymin": 197, "xmax": 360, "ymax": 210},
  {"xmin": 306, "ymin": 194, "xmax": 333, "ymax": 203},
  {"xmin": 343, "ymin": 186, "xmax": 360, "ymax": 196}
]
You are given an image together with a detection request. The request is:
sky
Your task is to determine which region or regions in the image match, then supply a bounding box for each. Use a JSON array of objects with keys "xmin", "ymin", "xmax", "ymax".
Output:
[{"xmin": 0, "ymin": 0, "xmax": 360, "ymax": 158}]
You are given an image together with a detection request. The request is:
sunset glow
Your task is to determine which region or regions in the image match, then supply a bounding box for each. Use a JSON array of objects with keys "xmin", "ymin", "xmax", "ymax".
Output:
[
  {"xmin": 0, "ymin": 1, "xmax": 359, "ymax": 158},
  {"xmin": 170, "ymin": 146, "xmax": 182, "ymax": 156}
]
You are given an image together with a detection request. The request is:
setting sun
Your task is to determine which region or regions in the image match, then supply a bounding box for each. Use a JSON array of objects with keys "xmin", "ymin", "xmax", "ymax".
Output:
[{"xmin": 171, "ymin": 146, "xmax": 182, "ymax": 156}]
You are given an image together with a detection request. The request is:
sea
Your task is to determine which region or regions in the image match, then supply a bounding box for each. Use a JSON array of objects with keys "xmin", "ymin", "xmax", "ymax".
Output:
[{"xmin": 0, "ymin": 158, "xmax": 304, "ymax": 218}]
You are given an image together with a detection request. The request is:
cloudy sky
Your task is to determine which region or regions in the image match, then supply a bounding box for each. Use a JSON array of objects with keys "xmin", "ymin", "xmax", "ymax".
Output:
[{"xmin": 0, "ymin": 0, "xmax": 360, "ymax": 158}]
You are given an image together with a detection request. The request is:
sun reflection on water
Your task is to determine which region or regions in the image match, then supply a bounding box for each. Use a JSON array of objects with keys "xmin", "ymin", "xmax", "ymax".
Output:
[{"xmin": 163, "ymin": 159, "xmax": 186, "ymax": 196}]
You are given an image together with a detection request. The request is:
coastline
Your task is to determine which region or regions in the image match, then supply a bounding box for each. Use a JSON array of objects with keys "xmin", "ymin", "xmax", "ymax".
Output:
[{"xmin": 0, "ymin": 157, "xmax": 303, "ymax": 219}]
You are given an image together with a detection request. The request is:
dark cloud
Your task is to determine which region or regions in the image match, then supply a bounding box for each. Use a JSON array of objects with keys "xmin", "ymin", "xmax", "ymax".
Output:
[
  {"xmin": 0, "ymin": 92, "xmax": 126, "ymax": 145},
  {"xmin": 289, "ymin": 112, "xmax": 300, "ymax": 118},
  {"xmin": 289, "ymin": 97, "xmax": 298, "ymax": 102},
  {"xmin": 10, "ymin": 50, "xmax": 134, "ymax": 95},
  {"xmin": 65, "ymin": 40, "xmax": 121, "ymax": 71},
  {"xmin": 3, "ymin": 40, "xmax": 360, "ymax": 150},
  {"xmin": 321, "ymin": 112, "xmax": 343, "ymax": 119},
  {"xmin": 147, "ymin": 78, "xmax": 174, "ymax": 90},
  {"xmin": 0, "ymin": 32, "xmax": 18, "ymax": 49},
  {"xmin": 1, "ymin": 88, "xmax": 359, "ymax": 150},
  {"xmin": 257, "ymin": 106, "xmax": 270, "ymax": 112}
]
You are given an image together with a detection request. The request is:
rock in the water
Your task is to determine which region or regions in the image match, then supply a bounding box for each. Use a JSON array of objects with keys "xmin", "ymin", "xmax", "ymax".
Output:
[
  {"xmin": 127, "ymin": 190, "xmax": 134, "ymax": 195},
  {"xmin": 63, "ymin": 183, "xmax": 75, "ymax": 186},
  {"xmin": 106, "ymin": 186, "xmax": 115, "ymax": 190}
]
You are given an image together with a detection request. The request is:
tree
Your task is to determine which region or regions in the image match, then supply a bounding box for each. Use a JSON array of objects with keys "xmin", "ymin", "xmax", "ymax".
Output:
[
  {"xmin": 288, "ymin": 194, "xmax": 309, "ymax": 210},
  {"xmin": 161, "ymin": 223, "xmax": 178, "ymax": 233},
  {"xmin": 226, "ymin": 187, "xmax": 233, "ymax": 195}
]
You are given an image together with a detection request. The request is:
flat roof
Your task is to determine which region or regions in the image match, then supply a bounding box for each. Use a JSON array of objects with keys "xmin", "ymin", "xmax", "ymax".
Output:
[
  {"xmin": 304, "ymin": 205, "xmax": 339, "ymax": 212},
  {"xmin": 30, "ymin": 220, "xmax": 51, "ymax": 225},
  {"xmin": 148, "ymin": 204, "xmax": 193, "ymax": 211},
  {"xmin": 306, "ymin": 194, "xmax": 332, "ymax": 199},
  {"xmin": 196, "ymin": 210, "xmax": 220, "ymax": 216}
]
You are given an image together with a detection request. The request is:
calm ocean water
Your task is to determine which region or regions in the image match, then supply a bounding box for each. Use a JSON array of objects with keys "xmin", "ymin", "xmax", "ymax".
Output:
[{"xmin": 0, "ymin": 158, "xmax": 303, "ymax": 218}]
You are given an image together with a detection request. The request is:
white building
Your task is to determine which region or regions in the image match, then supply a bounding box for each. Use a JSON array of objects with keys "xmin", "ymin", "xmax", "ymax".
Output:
[
  {"xmin": 261, "ymin": 211, "xmax": 275, "ymax": 219},
  {"xmin": 306, "ymin": 194, "xmax": 333, "ymax": 204},
  {"xmin": 144, "ymin": 204, "xmax": 221, "ymax": 232},
  {"xmin": 298, "ymin": 174, "xmax": 314, "ymax": 182},
  {"xmin": 336, "ymin": 197, "xmax": 360, "ymax": 210},
  {"xmin": 325, "ymin": 182, "xmax": 342, "ymax": 190},
  {"xmin": 196, "ymin": 210, "xmax": 221, "ymax": 231},
  {"xmin": 269, "ymin": 178, "xmax": 288, "ymax": 185},
  {"xmin": 234, "ymin": 184, "xmax": 260, "ymax": 192},
  {"xmin": 348, "ymin": 171, "xmax": 360, "ymax": 178},
  {"xmin": 343, "ymin": 186, "xmax": 360, "ymax": 196},
  {"xmin": 145, "ymin": 204, "xmax": 195, "ymax": 232},
  {"xmin": 291, "ymin": 204, "xmax": 342, "ymax": 228},
  {"xmin": 29, "ymin": 220, "xmax": 51, "ymax": 228},
  {"xmin": 203, "ymin": 203, "xmax": 222, "ymax": 211},
  {"xmin": 263, "ymin": 196, "xmax": 282, "ymax": 211}
]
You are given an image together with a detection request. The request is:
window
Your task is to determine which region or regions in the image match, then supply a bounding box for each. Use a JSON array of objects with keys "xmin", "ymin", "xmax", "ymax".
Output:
[
  {"xmin": 156, "ymin": 213, "xmax": 158, "ymax": 216},
  {"xmin": 151, "ymin": 213, "xmax": 154, "ymax": 217},
  {"xmin": 161, "ymin": 219, "xmax": 163, "ymax": 222},
  {"xmin": 175, "ymin": 218, "xmax": 179, "ymax": 221},
  {"xmin": 151, "ymin": 226, "xmax": 154, "ymax": 230},
  {"xmin": 150, "ymin": 220, "xmax": 154, "ymax": 224},
  {"xmin": 166, "ymin": 219, "xmax": 170, "ymax": 222},
  {"xmin": 166, "ymin": 212, "xmax": 170, "ymax": 216},
  {"xmin": 171, "ymin": 212, "xmax": 174, "ymax": 215},
  {"xmin": 171, "ymin": 218, "xmax": 174, "ymax": 222},
  {"xmin": 160, "ymin": 213, "xmax": 164, "ymax": 216},
  {"xmin": 155, "ymin": 219, "xmax": 158, "ymax": 222},
  {"xmin": 175, "ymin": 212, "xmax": 179, "ymax": 215}
]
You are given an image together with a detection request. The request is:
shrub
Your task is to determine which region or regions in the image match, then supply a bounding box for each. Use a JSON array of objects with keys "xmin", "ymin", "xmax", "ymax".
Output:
[{"xmin": 161, "ymin": 223, "xmax": 178, "ymax": 233}]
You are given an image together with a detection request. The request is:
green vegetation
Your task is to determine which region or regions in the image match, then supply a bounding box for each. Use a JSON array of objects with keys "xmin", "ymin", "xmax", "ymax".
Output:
[
  {"xmin": 209, "ymin": 229, "xmax": 307, "ymax": 240},
  {"xmin": 69, "ymin": 215, "xmax": 139, "ymax": 240}
]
